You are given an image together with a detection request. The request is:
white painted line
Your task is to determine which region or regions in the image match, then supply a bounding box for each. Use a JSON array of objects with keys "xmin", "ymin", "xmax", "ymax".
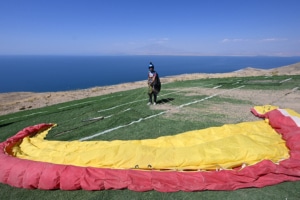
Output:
[
  {"xmin": 0, "ymin": 116, "xmax": 20, "ymax": 122},
  {"xmin": 101, "ymin": 94, "xmax": 123, "ymax": 100},
  {"xmin": 121, "ymin": 108, "xmax": 131, "ymax": 112},
  {"xmin": 292, "ymin": 87, "xmax": 299, "ymax": 92},
  {"xmin": 98, "ymin": 99, "xmax": 144, "ymax": 112},
  {"xmin": 82, "ymin": 116, "xmax": 104, "ymax": 122},
  {"xmin": 58, "ymin": 100, "xmax": 97, "ymax": 109},
  {"xmin": 97, "ymin": 91, "xmax": 182, "ymax": 113},
  {"xmin": 80, "ymin": 111, "xmax": 167, "ymax": 141},
  {"xmin": 80, "ymin": 85, "xmax": 245, "ymax": 141},
  {"xmin": 0, "ymin": 111, "xmax": 48, "ymax": 122},
  {"xmin": 232, "ymin": 81, "xmax": 241, "ymax": 85},
  {"xmin": 213, "ymin": 85, "xmax": 222, "ymax": 89},
  {"xmin": 279, "ymin": 78, "xmax": 292, "ymax": 83},
  {"xmin": 23, "ymin": 111, "xmax": 48, "ymax": 116},
  {"xmin": 83, "ymin": 108, "xmax": 132, "ymax": 122},
  {"xmin": 178, "ymin": 85, "xmax": 245, "ymax": 108},
  {"xmin": 0, "ymin": 91, "xmax": 176, "ymax": 122}
]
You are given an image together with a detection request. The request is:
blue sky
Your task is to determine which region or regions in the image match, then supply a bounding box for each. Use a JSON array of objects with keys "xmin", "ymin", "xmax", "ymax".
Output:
[{"xmin": 1, "ymin": 0, "xmax": 300, "ymax": 56}]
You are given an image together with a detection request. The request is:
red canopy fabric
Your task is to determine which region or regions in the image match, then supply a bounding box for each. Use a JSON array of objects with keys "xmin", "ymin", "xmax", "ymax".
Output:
[{"xmin": 1, "ymin": 107, "xmax": 300, "ymax": 192}]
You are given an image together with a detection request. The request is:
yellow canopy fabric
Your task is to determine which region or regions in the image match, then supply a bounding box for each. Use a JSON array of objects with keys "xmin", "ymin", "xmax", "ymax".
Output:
[
  {"xmin": 13, "ymin": 119, "xmax": 289, "ymax": 171},
  {"xmin": 252, "ymin": 105, "xmax": 279, "ymax": 115}
]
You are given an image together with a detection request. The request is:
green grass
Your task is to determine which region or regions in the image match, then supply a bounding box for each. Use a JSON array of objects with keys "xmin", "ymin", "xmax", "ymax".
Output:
[
  {"xmin": 163, "ymin": 75, "xmax": 300, "ymax": 90},
  {"xmin": 1, "ymin": 75, "xmax": 300, "ymax": 199}
]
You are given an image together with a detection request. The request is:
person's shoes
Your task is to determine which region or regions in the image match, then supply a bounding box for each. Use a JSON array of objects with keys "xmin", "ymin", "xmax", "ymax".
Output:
[
  {"xmin": 147, "ymin": 102, "xmax": 152, "ymax": 105},
  {"xmin": 153, "ymin": 102, "xmax": 156, "ymax": 105}
]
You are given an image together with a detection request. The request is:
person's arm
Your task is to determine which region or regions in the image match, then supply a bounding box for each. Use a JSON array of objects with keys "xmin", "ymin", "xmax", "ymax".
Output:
[
  {"xmin": 148, "ymin": 72, "xmax": 152, "ymax": 85},
  {"xmin": 149, "ymin": 74, "xmax": 156, "ymax": 86}
]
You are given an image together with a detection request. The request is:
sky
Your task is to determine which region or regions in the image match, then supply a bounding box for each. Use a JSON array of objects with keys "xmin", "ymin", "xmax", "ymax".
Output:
[{"xmin": 1, "ymin": 0, "xmax": 300, "ymax": 56}]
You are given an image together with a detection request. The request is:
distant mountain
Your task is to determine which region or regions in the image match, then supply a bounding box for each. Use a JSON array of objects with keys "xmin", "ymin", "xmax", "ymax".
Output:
[{"xmin": 131, "ymin": 44, "xmax": 193, "ymax": 55}]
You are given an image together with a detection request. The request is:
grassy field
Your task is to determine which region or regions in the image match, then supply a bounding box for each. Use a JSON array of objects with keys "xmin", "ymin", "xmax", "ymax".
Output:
[{"xmin": 1, "ymin": 75, "xmax": 300, "ymax": 199}]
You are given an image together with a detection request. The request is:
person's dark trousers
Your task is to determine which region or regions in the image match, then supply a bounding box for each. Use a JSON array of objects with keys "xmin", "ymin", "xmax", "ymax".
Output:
[
  {"xmin": 148, "ymin": 93, "xmax": 157, "ymax": 103},
  {"xmin": 148, "ymin": 93, "xmax": 153, "ymax": 103}
]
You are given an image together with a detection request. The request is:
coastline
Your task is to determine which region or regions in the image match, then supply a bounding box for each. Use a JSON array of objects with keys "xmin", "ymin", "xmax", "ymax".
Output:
[{"xmin": 1, "ymin": 63, "xmax": 299, "ymax": 116}]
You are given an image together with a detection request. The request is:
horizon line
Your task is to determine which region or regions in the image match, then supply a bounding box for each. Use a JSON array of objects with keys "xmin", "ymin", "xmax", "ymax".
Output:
[{"xmin": 1, "ymin": 53, "xmax": 300, "ymax": 57}]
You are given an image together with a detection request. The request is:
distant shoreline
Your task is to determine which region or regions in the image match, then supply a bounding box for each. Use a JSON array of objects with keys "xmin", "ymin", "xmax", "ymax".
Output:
[
  {"xmin": 1, "ymin": 62, "xmax": 299, "ymax": 116},
  {"xmin": 1, "ymin": 55, "xmax": 300, "ymax": 93}
]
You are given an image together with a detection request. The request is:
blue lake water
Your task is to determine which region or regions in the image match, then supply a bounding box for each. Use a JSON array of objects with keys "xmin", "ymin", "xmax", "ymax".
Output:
[{"xmin": 1, "ymin": 55, "xmax": 300, "ymax": 93}]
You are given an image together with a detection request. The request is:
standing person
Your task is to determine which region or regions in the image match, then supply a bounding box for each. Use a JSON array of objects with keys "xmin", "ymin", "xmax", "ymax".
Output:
[{"xmin": 147, "ymin": 62, "xmax": 161, "ymax": 105}]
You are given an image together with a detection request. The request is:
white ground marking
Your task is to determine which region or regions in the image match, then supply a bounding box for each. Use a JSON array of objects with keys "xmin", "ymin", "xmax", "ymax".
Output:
[
  {"xmin": 0, "ymin": 111, "xmax": 48, "ymax": 122},
  {"xmin": 213, "ymin": 85, "xmax": 222, "ymax": 89},
  {"xmin": 58, "ymin": 100, "xmax": 97, "ymax": 109},
  {"xmin": 279, "ymin": 78, "xmax": 292, "ymax": 83},
  {"xmin": 97, "ymin": 91, "xmax": 181, "ymax": 113},
  {"xmin": 79, "ymin": 85, "xmax": 245, "ymax": 141}
]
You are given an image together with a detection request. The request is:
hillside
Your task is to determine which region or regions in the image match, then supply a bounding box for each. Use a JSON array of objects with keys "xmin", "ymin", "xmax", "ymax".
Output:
[{"xmin": 0, "ymin": 62, "xmax": 299, "ymax": 116}]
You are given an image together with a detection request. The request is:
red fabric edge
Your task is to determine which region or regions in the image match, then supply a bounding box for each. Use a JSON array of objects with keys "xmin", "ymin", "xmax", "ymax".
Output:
[{"xmin": 1, "ymin": 108, "xmax": 300, "ymax": 192}]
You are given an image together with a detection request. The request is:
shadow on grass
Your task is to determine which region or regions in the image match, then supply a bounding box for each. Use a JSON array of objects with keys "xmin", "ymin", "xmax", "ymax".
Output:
[
  {"xmin": 0, "ymin": 122, "xmax": 14, "ymax": 128},
  {"xmin": 157, "ymin": 98, "xmax": 175, "ymax": 104}
]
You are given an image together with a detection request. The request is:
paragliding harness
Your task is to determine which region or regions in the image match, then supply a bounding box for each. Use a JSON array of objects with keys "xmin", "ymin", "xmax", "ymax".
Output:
[{"xmin": 148, "ymin": 72, "xmax": 161, "ymax": 95}]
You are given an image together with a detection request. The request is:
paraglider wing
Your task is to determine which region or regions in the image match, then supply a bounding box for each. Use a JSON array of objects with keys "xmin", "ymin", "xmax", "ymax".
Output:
[{"xmin": 0, "ymin": 106, "xmax": 300, "ymax": 192}]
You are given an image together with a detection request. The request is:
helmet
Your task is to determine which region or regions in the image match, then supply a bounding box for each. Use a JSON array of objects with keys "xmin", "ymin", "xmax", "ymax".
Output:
[{"xmin": 148, "ymin": 62, "xmax": 154, "ymax": 69}]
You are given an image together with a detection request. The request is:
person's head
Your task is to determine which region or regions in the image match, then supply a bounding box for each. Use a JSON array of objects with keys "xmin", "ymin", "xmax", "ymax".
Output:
[{"xmin": 149, "ymin": 62, "xmax": 154, "ymax": 71}]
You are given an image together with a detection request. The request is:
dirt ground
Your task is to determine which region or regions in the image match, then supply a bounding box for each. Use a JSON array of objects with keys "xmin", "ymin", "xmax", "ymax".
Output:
[{"xmin": 1, "ymin": 63, "xmax": 299, "ymax": 116}]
